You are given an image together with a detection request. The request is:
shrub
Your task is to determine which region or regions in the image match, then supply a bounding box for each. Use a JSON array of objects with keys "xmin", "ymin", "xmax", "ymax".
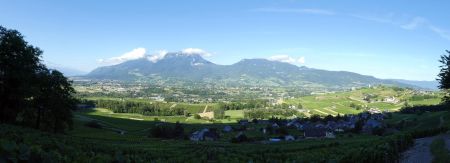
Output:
[
  {"xmin": 84, "ymin": 121, "xmax": 102, "ymax": 129},
  {"xmin": 149, "ymin": 122, "xmax": 184, "ymax": 139}
]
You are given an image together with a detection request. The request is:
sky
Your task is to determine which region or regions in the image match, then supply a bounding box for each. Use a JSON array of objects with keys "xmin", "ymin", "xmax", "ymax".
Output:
[{"xmin": 1, "ymin": 0, "xmax": 449, "ymax": 81}]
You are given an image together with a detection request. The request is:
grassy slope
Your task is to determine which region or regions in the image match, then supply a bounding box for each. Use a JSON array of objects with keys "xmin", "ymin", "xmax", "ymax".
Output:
[{"xmin": 2, "ymin": 107, "xmax": 449, "ymax": 162}]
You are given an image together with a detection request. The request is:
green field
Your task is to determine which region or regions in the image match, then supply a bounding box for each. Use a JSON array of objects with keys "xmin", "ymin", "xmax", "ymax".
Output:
[{"xmin": 285, "ymin": 87, "xmax": 442, "ymax": 116}]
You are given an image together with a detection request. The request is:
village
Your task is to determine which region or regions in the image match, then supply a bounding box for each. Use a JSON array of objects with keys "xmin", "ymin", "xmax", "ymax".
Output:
[{"xmin": 189, "ymin": 111, "xmax": 385, "ymax": 143}]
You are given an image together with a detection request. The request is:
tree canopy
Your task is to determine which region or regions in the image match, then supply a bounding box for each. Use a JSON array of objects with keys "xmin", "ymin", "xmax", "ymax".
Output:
[
  {"xmin": 0, "ymin": 26, "xmax": 76, "ymax": 132},
  {"xmin": 438, "ymin": 50, "xmax": 450, "ymax": 103}
]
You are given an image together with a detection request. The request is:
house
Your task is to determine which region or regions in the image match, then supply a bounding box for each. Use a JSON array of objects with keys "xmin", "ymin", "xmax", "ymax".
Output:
[
  {"xmin": 287, "ymin": 120, "xmax": 300, "ymax": 127},
  {"xmin": 325, "ymin": 131, "xmax": 335, "ymax": 138},
  {"xmin": 284, "ymin": 135, "xmax": 295, "ymax": 141},
  {"xmin": 190, "ymin": 129, "xmax": 207, "ymax": 141},
  {"xmin": 304, "ymin": 127, "xmax": 334, "ymax": 138},
  {"xmin": 269, "ymin": 138, "xmax": 282, "ymax": 142},
  {"xmin": 223, "ymin": 126, "xmax": 233, "ymax": 132},
  {"xmin": 190, "ymin": 128, "xmax": 219, "ymax": 141},
  {"xmin": 363, "ymin": 119, "xmax": 382, "ymax": 133},
  {"xmin": 304, "ymin": 127, "xmax": 327, "ymax": 138},
  {"xmin": 272, "ymin": 123, "xmax": 280, "ymax": 128},
  {"xmin": 368, "ymin": 108, "xmax": 382, "ymax": 114},
  {"xmin": 384, "ymin": 96, "xmax": 399, "ymax": 104}
]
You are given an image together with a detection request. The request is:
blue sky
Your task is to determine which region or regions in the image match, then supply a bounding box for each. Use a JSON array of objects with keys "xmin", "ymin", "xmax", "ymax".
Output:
[{"xmin": 1, "ymin": 0, "xmax": 449, "ymax": 80}]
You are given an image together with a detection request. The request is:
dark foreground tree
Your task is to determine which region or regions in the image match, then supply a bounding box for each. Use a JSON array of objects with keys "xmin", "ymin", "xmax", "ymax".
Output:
[
  {"xmin": 0, "ymin": 26, "xmax": 76, "ymax": 132},
  {"xmin": 0, "ymin": 26, "xmax": 42, "ymax": 123},
  {"xmin": 437, "ymin": 50, "xmax": 450, "ymax": 103}
]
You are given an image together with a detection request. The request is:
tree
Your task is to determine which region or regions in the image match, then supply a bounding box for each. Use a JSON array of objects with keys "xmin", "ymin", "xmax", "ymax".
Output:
[
  {"xmin": 0, "ymin": 26, "xmax": 42, "ymax": 123},
  {"xmin": 41, "ymin": 70, "xmax": 77, "ymax": 132},
  {"xmin": 297, "ymin": 103, "xmax": 303, "ymax": 109},
  {"xmin": 0, "ymin": 26, "xmax": 76, "ymax": 132},
  {"xmin": 438, "ymin": 50, "xmax": 450, "ymax": 103},
  {"xmin": 213, "ymin": 108, "xmax": 225, "ymax": 119}
]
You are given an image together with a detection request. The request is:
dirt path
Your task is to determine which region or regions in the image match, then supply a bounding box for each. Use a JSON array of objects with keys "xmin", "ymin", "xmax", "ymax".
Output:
[
  {"xmin": 401, "ymin": 116, "xmax": 446, "ymax": 163},
  {"xmin": 400, "ymin": 136, "xmax": 436, "ymax": 163},
  {"xmin": 444, "ymin": 134, "xmax": 450, "ymax": 155},
  {"xmin": 203, "ymin": 105, "xmax": 208, "ymax": 113}
]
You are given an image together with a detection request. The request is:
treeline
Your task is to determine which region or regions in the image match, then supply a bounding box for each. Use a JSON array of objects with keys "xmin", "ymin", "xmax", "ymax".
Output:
[
  {"xmin": 93, "ymin": 99, "xmax": 186, "ymax": 116},
  {"xmin": 218, "ymin": 99, "xmax": 269, "ymax": 110},
  {"xmin": 0, "ymin": 26, "xmax": 76, "ymax": 133},
  {"xmin": 409, "ymin": 94, "xmax": 439, "ymax": 101},
  {"xmin": 244, "ymin": 108, "xmax": 303, "ymax": 119},
  {"xmin": 217, "ymin": 100, "xmax": 302, "ymax": 110},
  {"xmin": 400, "ymin": 104, "xmax": 450, "ymax": 114}
]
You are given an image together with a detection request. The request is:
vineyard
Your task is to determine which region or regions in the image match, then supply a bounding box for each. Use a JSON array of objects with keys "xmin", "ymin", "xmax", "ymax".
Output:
[{"xmin": 2, "ymin": 107, "xmax": 449, "ymax": 162}]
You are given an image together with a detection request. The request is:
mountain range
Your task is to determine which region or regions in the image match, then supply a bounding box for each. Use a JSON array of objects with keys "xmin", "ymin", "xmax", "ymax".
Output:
[{"xmin": 84, "ymin": 51, "xmax": 437, "ymax": 90}]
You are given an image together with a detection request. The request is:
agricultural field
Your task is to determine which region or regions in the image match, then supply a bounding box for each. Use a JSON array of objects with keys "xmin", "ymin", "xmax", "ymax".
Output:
[{"xmin": 285, "ymin": 86, "xmax": 442, "ymax": 116}]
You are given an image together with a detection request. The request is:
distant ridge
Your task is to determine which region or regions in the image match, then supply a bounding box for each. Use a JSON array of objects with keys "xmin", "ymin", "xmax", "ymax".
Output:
[
  {"xmin": 85, "ymin": 51, "xmax": 424, "ymax": 90},
  {"xmin": 390, "ymin": 79, "xmax": 439, "ymax": 90}
]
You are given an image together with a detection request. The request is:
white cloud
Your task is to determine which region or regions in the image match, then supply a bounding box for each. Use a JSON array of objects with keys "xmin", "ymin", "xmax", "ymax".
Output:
[
  {"xmin": 297, "ymin": 56, "xmax": 305, "ymax": 64},
  {"xmin": 401, "ymin": 17, "xmax": 427, "ymax": 30},
  {"xmin": 349, "ymin": 13, "xmax": 395, "ymax": 24},
  {"xmin": 148, "ymin": 50, "xmax": 168, "ymax": 63},
  {"xmin": 351, "ymin": 13, "xmax": 450, "ymax": 41},
  {"xmin": 181, "ymin": 48, "xmax": 212, "ymax": 57},
  {"xmin": 268, "ymin": 55, "xmax": 305, "ymax": 65},
  {"xmin": 253, "ymin": 8, "xmax": 335, "ymax": 15},
  {"xmin": 98, "ymin": 48, "xmax": 146, "ymax": 65},
  {"xmin": 429, "ymin": 25, "xmax": 450, "ymax": 40},
  {"xmin": 98, "ymin": 48, "xmax": 214, "ymax": 65}
]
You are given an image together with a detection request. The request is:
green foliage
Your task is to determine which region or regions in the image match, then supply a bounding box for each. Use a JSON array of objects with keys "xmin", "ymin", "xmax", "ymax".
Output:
[
  {"xmin": 438, "ymin": 50, "xmax": 450, "ymax": 103},
  {"xmin": 218, "ymin": 100, "xmax": 268, "ymax": 110},
  {"xmin": 0, "ymin": 26, "xmax": 76, "ymax": 132},
  {"xmin": 430, "ymin": 138, "xmax": 450, "ymax": 163},
  {"xmin": 213, "ymin": 108, "xmax": 225, "ymax": 119},
  {"xmin": 0, "ymin": 26, "xmax": 42, "ymax": 124},
  {"xmin": 84, "ymin": 121, "xmax": 102, "ymax": 129},
  {"xmin": 94, "ymin": 99, "xmax": 185, "ymax": 116},
  {"xmin": 149, "ymin": 122, "xmax": 185, "ymax": 139},
  {"xmin": 244, "ymin": 108, "xmax": 300, "ymax": 119},
  {"xmin": 400, "ymin": 104, "xmax": 450, "ymax": 114},
  {"xmin": 410, "ymin": 94, "xmax": 439, "ymax": 101}
]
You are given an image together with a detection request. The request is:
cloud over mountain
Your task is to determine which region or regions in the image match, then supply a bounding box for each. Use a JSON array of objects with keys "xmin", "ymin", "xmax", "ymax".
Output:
[
  {"xmin": 268, "ymin": 55, "xmax": 305, "ymax": 65},
  {"xmin": 98, "ymin": 48, "xmax": 147, "ymax": 65},
  {"xmin": 99, "ymin": 48, "xmax": 213, "ymax": 65},
  {"xmin": 181, "ymin": 48, "xmax": 212, "ymax": 57}
]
